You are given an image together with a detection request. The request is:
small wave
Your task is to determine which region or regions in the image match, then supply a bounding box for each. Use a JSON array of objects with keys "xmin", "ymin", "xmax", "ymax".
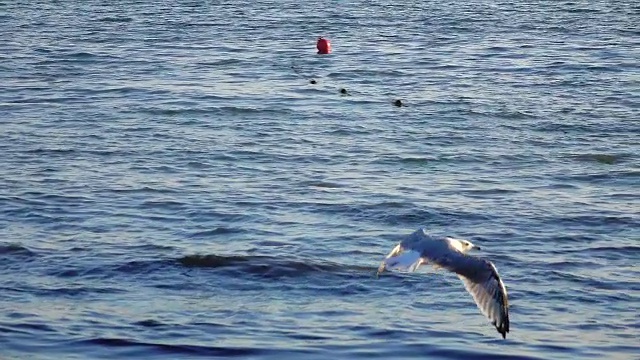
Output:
[
  {"xmin": 98, "ymin": 16, "xmax": 133, "ymax": 23},
  {"xmin": 398, "ymin": 156, "xmax": 437, "ymax": 165},
  {"xmin": 109, "ymin": 259, "xmax": 174, "ymax": 276},
  {"xmin": 0, "ymin": 244, "xmax": 36, "ymax": 257},
  {"xmin": 371, "ymin": 153, "xmax": 487, "ymax": 166},
  {"xmin": 70, "ymin": 337, "xmax": 280, "ymax": 357},
  {"xmin": 542, "ymin": 260, "xmax": 602, "ymax": 270},
  {"xmin": 566, "ymin": 7, "xmax": 601, "ymax": 13},
  {"xmin": 11, "ymin": 192, "xmax": 93, "ymax": 205},
  {"xmin": 37, "ymin": 257, "xmax": 177, "ymax": 282},
  {"xmin": 178, "ymin": 254, "xmax": 258, "ymax": 268},
  {"xmin": 555, "ymin": 170, "xmax": 640, "ymax": 183},
  {"xmin": 188, "ymin": 227, "xmax": 246, "ymax": 238},
  {"xmin": 133, "ymin": 319, "xmax": 167, "ymax": 328},
  {"xmin": 81, "ymin": 87, "xmax": 148, "ymax": 96},
  {"xmin": 0, "ymin": 321, "xmax": 56, "ymax": 334},
  {"xmin": 68, "ymin": 51, "xmax": 98, "ymax": 59},
  {"xmin": 35, "ymin": 286, "xmax": 127, "ymax": 297},
  {"xmin": 306, "ymin": 201, "xmax": 489, "ymax": 227},
  {"xmin": 0, "ymin": 323, "xmax": 58, "ymax": 335},
  {"xmin": 302, "ymin": 180, "xmax": 346, "ymax": 189},
  {"xmin": 384, "ymin": 344, "xmax": 546, "ymax": 360},
  {"xmin": 177, "ymin": 254, "xmax": 370, "ymax": 279},
  {"xmin": 533, "ymin": 121, "xmax": 593, "ymax": 133},
  {"xmin": 568, "ymin": 245, "xmax": 640, "ymax": 259},
  {"xmin": 554, "ymin": 214, "xmax": 638, "ymax": 227},
  {"xmin": 196, "ymin": 59, "xmax": 243, "ymax": 66},
  {"xmin": 587, "ymin": 245, "xmax": 640, "ymax": 253},
  {"xmin": 461, "ymin": 188, "xmax": 520, "ymax": 196},
  {"xmin": 566, "ymin": 153, "xmax": 631, "ymax": 165},
  {"xmin": 138, "ymin": 106, "xmax": 290, "ymax": 116},
  {"xmin": 110, "ymin": 186, "xmax": 179, "ymax": 194},
  {"xmin": 26, "ymin": 148, "xmax": 76, "ymax": 155},
  {"xmin": 140, "ymin": 199, "xmax": 186, "ymax": 210},
  {"xmin": 548, "ymin": 271, "xmax": 625, "ymax": 291}
]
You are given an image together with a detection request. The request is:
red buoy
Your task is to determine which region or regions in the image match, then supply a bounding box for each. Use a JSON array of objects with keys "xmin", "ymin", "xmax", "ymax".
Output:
[{"xmin": 316, "ymin": 37, "xmax": 331, "ymax": 54}]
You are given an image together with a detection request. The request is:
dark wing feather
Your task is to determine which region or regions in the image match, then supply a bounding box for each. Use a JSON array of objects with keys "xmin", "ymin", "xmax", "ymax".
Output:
[{"xmin": 434, "ymin": 253, "xmax": 510, "ymax": 338}]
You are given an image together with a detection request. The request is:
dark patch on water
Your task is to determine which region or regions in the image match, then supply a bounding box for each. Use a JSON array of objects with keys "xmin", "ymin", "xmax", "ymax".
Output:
[
  {"xmin": 98, "ymin": 16, "xmax": 133, "ymax": 23},
  {"xmin": 137, "ymin": 106, "xmax": 292, "ymax": 116},
  {"xmin": 302, "ymin": 180, "xmax": 346, "ymax": 189},
  {"xmin": 554, "ymin": 170, "xmax": 639, "ymax": 184},
  {"xmin": 398, "ymin": 156, "xmax": 438, "ymax": 166},
  {"xmin": 188, "ymin": 227, "xmax": 246, "ymax": 238},
  {"xmin": 1, "ymin": 321, "xmax": 56, "ymax": 333},
  {"xmin": 566, "ymin": 153, "xmax": 632, "ymax": 165},
  {"xmin": 133, "ymin": 319, "xmax": 166, "ymax": 328},
  {"xmin": 196, "ymin": 59, "xmax": 244, "ymax": 66},
  {"xmin": 178, "ymin": 254, "xmax": 255, "ymax": 268},
  {"xmin": 110, "ymin": 186, "xmax": 180, "ymax": 195},
  {"xmin": 26, "ymin": 148, "xmax": 77, "ymax": 155},
  {"xmin": 71, "ymin": 337, "xmax": 281, "ymax": 357},
  {"xmin": 0, "ymin": 244, "xmax": 36, "ymax": 257},
  {"xmin": 34, "ymin": 286, "xmax": 127, "ymax": 298},
  {"xmin": 554, "ymin": 214, "xmax": 638, "ymax": 227},
  {"xmin": 176, "ymin": 254, "xmax": 374, "ymax": 280}
]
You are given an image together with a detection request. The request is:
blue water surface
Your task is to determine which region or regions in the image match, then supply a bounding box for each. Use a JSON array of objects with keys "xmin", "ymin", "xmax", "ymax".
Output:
[{"xmin": 1, "ymin": 1, "xmax": 639, "ymax": 359}]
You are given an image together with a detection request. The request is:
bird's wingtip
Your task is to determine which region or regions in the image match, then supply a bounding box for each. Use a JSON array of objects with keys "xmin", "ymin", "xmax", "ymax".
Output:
[{"xmin": 498, "ymin": 326, "xmax": 509, "ymax": 339}]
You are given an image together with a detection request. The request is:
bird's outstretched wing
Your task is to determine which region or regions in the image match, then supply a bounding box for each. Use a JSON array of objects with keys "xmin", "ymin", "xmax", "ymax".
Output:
[
  {"xmin": 436, "ymin": 253, "xmax": 510, "ymax": 338},
  {"xmin": 376, "ymin": 243, "xmax": 424, "ymax": 277}
]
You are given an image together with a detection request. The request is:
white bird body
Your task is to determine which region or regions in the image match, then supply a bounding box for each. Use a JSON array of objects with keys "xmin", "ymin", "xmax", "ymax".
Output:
[{"xmin": 377, "ymin": 228, "xmax": 510, "ymax": 339}]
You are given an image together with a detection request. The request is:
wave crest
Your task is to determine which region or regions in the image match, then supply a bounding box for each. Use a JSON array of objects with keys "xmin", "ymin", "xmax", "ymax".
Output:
[{"xmin": 177, "ymin": 254, "xmax": 370, "ymax": 279}]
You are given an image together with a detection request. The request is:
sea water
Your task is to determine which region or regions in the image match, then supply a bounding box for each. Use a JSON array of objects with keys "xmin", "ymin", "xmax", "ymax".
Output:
[{"xmin": 1, "ymin": 1, "xmax": 639, "ymax": 359}]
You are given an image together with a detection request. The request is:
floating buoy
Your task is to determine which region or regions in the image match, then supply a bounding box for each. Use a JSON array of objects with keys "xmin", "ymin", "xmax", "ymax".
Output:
[{"xmin": 317, "ymin": 37, "xmax": 331, "ymax": 54}]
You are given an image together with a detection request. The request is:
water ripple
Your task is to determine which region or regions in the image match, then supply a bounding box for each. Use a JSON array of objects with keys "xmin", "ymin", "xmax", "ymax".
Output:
[{"xmin": 1, "ymin": 0, "xmax": 638, "ymax": 359}]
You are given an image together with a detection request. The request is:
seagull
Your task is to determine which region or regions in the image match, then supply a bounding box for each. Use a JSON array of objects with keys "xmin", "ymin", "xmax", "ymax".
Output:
[{"xmin": 377, "ymin": 228, "xmax": 510, "ymax": 339}]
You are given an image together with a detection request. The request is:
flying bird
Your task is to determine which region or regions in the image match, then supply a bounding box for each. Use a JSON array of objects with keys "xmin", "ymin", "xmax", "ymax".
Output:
[{"xmin": 377, "ymin": 228, "xmax": 510, "ymax": 339}]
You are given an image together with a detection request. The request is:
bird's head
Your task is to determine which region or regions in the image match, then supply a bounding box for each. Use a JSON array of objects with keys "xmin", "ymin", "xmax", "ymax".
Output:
[
  {"xmin": 462, "ymin": 239, "xmax": 481, "ymax": 252},
  {"xmin": 448, "ymin": 237, "xmax": 481, "ymax": 253}
]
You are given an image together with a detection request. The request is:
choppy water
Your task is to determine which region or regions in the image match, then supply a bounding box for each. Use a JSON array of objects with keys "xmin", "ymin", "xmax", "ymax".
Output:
[{"xmin": 1, "ymin": 1, "xmax": 639, "ymax": 359}]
